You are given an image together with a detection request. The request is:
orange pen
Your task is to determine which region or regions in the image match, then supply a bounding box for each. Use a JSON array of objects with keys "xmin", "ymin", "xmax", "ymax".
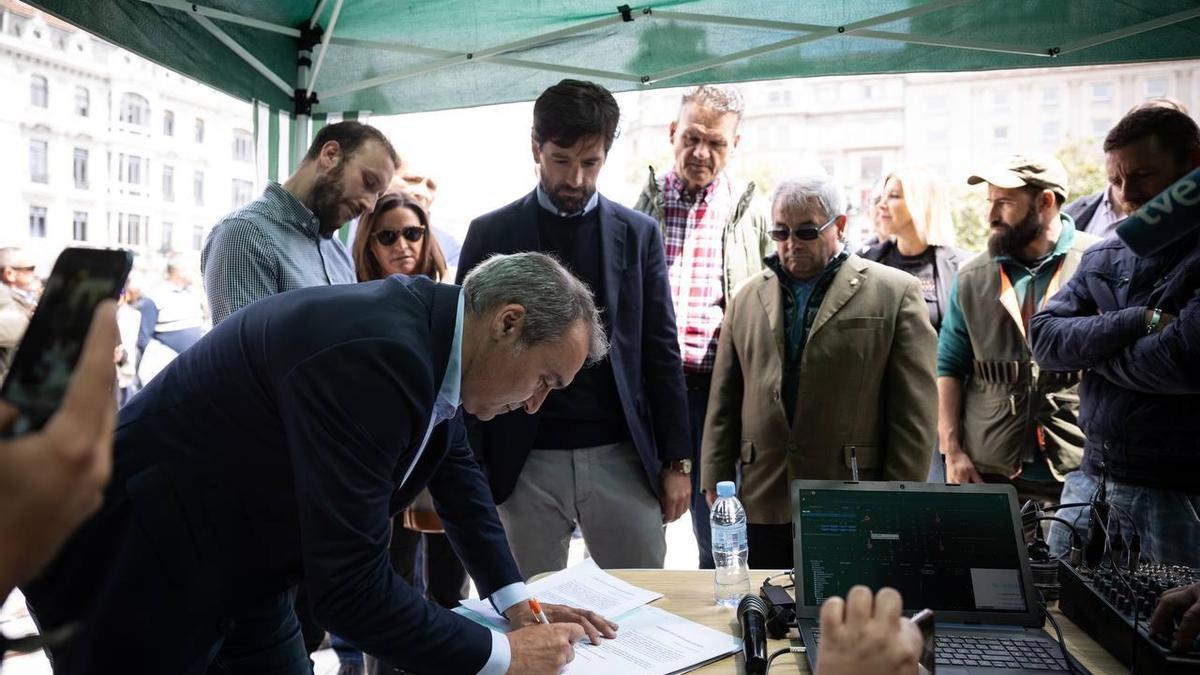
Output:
[{"xmin": 529, "ymin": 598, "xmax": 551, "ymax": 625}]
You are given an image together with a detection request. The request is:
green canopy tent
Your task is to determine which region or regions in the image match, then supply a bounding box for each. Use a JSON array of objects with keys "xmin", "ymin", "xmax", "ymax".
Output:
[{"xmin": 26, "ymin": 0, "xmax": 1200, "ymax": 176}]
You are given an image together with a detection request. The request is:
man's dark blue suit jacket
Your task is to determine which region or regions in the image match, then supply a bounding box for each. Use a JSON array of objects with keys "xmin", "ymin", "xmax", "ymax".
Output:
[
  {"xmin": 25, "ymin": 276, "xmax": 520, "ymax": 673},
  {"xmin": 455, "ymin": 190, "xmax": 691, "ymax": 504}
]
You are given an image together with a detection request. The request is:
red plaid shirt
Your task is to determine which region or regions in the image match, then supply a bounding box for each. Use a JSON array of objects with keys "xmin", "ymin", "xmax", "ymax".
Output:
[{"xmin": 661, "ymin": 169, "xmax": 732, "ymax": 374}]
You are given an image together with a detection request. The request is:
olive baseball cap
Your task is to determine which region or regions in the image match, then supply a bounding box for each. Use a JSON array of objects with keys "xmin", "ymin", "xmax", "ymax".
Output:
[{"xmin": 967, "ymin": 153, "xmax": 1069, "ymax": 201}]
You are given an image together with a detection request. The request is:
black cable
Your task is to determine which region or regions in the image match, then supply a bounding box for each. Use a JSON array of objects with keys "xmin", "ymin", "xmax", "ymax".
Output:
[
  {"xmin": 1094, "ymin": 513, "xmax": 1141, "ymax": 675},
  {"xmin": 1027, "ymin": 515, "xmax": 1083, "ymax": 560},
  {"xmin": 1040, "ymin": 601, "xmax": 1081, "ymax": 675},
  {"xmin": 764, "ymin": 646, "xmax": 804, "ymax": 673}
]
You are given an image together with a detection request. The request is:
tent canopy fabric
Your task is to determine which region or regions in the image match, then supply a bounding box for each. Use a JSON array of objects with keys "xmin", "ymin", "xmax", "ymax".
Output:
[{"xmin": 25, "ymin": 0, "xmax": 1200, "ymax": 117}]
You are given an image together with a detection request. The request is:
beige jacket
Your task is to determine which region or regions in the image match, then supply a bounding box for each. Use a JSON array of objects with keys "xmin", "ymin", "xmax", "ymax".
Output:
[{"xmin": 702, "ymin": 254, "xmax": 938, "ymax": 524}]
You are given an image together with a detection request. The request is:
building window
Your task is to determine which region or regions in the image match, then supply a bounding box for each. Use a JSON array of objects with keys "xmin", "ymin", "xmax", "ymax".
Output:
[
  {"xmin": 30, "ymin": 74, "xmax": 47, "ymax": 107},
  {"xmin": 860, "ymin": 155, "xmax": 883, "ymax": 181},
  {"xmin": 29, "ymin": 206, "xmax": 47, "ymax": 237},
  {"xmin": 194, "ymin": 118, "xmax": 205, "ymax": 143},
  {"xmin": 160, "ymin": 222, "xmax": 174, "ymax": 253},
  {"xmin": 193, "ymin": 225, "xmax": 205, "ymax": 251},
  {"xmin": 1090, "ymin": 82, "xmax": 1113, "ymax": 104},
  {"xmin": 73, "ymin": 148, "xmax": 89, "ymax": 188},
  {"xmin": 29, "ymin": 140, "xmax": 48, "ymax": 183},
  {"xmin": 72, "ymin": 211, "xmax": 88, "ymax": 241},
  {"xmin": 1040, "ymin": 87, "xmax": 1061, "ymax": 108},
  {"xmin": 993, "ymin": 126, "xmax": 1010, "ymax": 144},
  {"xmin": 232, "ymin": 179, "xmax": 254, "ymax": 207},
  {"xmin": 1092, "ymin": 118, "xmax": 1111, "ymax": 137},
  {"xmin": 117, "ymin": 213, "xmax": 146, "ymax": 247},
  {"xmin": 163, "ymin": 110, "xmax": 174, "ymax": 136},
  {"xmin": 861, "ymin": 83, "xmax": 877, "ymax": 100},
  {"xmin": 194, "ymin": 171, "xmax": 204, "ymax": 205},
  {"xmin": 233, "ymin": 130, "xmax": 254, "ymax": 162},
  {"xmin": 1040, "ymin": 121, "xmax": 1061, "ymax": 144},
  {"xmin": 163, "ymin": 165, "xmax": 174, "ymax": 201},
  {"xmin": 1145, "ymin": 77, "xmax": 1168, "ymax": 98},
  {"xmin": 119, "ymin": 92, "xmax": 151, "ymax": 126},
  {"xmin": 766, "ymin": 89, "xmax": 792, "ymax": 107},
  {"xmin": 74, "ymin": 86, "xmax": 89, "ymax": 116},
  {"xmin": 119, "ymin": 153, "xmax": 146, "ymax": 186},
  {"xmin": 991, "ymin": 89, "xmax": 1010, "ymax": 111}
]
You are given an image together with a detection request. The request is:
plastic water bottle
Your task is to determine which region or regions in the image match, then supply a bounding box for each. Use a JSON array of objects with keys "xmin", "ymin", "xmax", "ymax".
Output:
[{"xmin": 711, "ymin": 480, "xmax": 750, "ymax": 607}]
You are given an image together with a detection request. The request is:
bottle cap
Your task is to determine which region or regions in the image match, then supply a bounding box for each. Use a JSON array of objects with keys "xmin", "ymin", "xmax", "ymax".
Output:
[{"xmin": 716, "ymin": 481, "xmax": 736, "ymax": 498}]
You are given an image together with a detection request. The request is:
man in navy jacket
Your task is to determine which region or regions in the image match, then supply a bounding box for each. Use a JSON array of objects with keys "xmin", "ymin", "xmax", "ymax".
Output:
[
  {"xmin": 23, "ymin": 253, "xmax": 615, "ymax": 674},
  {"xmin": 1030, "ymin": 105, "xmax": 1200, "ymax": 566},
  {"xmin": 456, "ymin": 80, "xmax": 691, "ymax": 578}
]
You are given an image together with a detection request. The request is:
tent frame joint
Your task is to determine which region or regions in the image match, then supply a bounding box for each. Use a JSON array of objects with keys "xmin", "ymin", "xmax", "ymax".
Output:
[
  {"xmin": 617, "ymin": 4, "xmax": 633, "ymax": 22},
  {"xmin": 298, "ymin": 22, "xmax": 324, "ymax": 53},
  {"xmin": 294, "ymin": 89, "xmax": 318, "ymax": 117}
]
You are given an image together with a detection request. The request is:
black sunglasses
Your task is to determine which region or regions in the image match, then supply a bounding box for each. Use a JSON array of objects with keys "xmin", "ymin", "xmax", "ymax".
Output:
[
  {"xmin": 768, "ymin": 215, "xmax": 838, "ymax": 242},
  {"xmin": 373, "ymin": 226, "xmax": 425, "ymax": 246}
]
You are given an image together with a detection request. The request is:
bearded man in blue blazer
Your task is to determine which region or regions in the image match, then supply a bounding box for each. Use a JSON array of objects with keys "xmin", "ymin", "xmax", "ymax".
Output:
[{"xmin": 456, "ymin": 80, "xmax": 692, "ymax": 579}]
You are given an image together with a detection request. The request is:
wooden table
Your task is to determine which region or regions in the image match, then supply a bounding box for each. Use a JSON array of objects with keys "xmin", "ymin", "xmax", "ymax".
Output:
[{"xmin": 604, "ymin": 569, "xmax": 1125, "ymax": 674}]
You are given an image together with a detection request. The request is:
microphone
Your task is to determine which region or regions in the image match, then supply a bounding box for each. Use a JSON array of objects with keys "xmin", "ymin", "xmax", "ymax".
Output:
[
  {"xmin": 1116, "ymin": 166, "xmax": 1200, "ymax": 257},
  {"xmin": 738, "ymin": 594, "xmax": 769, "ymax": 674}
]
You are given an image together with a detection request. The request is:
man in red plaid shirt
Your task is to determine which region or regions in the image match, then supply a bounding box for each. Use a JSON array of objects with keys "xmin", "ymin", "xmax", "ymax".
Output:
[{"xmin": 634, "ymin": 85, "xmax": 771, "ymax": 568}]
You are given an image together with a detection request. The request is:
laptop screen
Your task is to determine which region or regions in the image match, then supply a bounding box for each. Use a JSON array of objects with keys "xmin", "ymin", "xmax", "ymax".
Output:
[{"xmin": 793, "ymin": 483, "xmax": 1036, "ymax": 623}]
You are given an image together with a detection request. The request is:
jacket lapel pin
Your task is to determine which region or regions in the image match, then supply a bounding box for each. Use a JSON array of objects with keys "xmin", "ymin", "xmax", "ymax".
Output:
[{"xmin": 849, "ymin": 278, "xmax": 860, "ymax": 287}]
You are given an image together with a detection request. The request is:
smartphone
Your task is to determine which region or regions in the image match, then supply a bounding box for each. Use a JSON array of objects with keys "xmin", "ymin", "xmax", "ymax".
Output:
[
  {"xmin": 1, "ymin": 247, "xmax": 133, "ymax": 436},
  {"xmin": 910, "ymin": 608, "xmax": 936, "ymax": 675}
]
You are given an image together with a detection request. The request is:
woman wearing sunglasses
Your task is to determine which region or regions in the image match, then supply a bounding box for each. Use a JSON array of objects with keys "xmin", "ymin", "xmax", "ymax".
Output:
[
  {"xmin": 345, "ymin": 191, "xmax": 457, "ymax": 675},
  {"xmin": 352, "ymin": 191, "xmax": 447, "ymax": 282}
]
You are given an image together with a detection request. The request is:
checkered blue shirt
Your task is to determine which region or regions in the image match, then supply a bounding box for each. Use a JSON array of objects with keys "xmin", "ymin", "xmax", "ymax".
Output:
[{"xmin": 201, "ymin": 182, "xmax": 356, "ymax": 324}]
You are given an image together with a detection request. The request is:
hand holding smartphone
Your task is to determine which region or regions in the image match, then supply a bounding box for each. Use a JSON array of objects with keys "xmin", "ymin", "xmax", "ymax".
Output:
[{"xmin": 1, "ymin": 247, "xmax": 132, "ymax": 436}]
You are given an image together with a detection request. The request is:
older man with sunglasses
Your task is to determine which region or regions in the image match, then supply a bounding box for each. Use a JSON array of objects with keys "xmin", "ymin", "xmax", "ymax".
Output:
[{"xmin": 701, "ymin": 174, "xmax": 938, "ymax": 567}]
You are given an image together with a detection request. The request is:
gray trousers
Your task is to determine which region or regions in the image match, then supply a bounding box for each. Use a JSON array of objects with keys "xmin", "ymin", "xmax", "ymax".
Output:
[{"xmin": 498, "ymin": 442, "xmax": 666, "ymax": 579}]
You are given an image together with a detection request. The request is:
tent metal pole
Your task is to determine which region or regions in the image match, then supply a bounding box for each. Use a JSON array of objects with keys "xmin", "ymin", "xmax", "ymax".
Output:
[
  {"xmin": 309, "ymin": 0, "xmax": 331, "ymax": 29},
  {"xmin": 137, "ymin": 0, "xmax": 299, "ymax": 37},
  {"xmin": 488, "ymin": 57, "xmax": 643, "ymax": 82},
  {"xmin": 191, "ymin": 14, "xmax": 292, "ymax": 95},
  {"xmin": 650, "ymin": 6, "xmax": 1047, "ymax": 59},
  {"xmin": 307, "ymin": 0, "xmax": 343, "ymax": 98},
  {"xmin": 320, "ymin": 14, "xmax": 626, "ymax": 99},
  {"xmin": 328, "ymin": 37, "xmax": 642, "ymax": 82},
  {"xmin": 643, "ymin": 0, "xmax": 966, "ymax": 84},
  {"xmin": 293, "ymin": 45, "xmax": 312, "ymax": 173},
  {"xmin": 854, "ymin": 30, "xmax": 1050, "ymax": 58},
  {"xmin": 1056, "ymin": 6, "xmax": 1200, "ymax": 56}
]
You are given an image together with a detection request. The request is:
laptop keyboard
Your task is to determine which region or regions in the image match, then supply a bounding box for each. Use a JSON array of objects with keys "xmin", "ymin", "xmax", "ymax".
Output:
[{"xmin": 811, "ymin": 628, "xmax": 1070, "ymax": 671}]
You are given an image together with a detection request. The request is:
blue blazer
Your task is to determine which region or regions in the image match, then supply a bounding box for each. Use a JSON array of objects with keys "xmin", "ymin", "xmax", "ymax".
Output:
[
  {"xmin": 455, "ymin": 190, "xmax": 691, "ymax": 504},
  {"xmin": 25, "ymin": 276, "xmax": 520, "ymax": 674}
]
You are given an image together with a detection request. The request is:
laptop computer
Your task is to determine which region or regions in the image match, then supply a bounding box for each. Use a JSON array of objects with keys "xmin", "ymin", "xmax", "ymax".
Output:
[{"xmin": 791, "ymin": 480, "xmax": 1089, "ymax": 675}]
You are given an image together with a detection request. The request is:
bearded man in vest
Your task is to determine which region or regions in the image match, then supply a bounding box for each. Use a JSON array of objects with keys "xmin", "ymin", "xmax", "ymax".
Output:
[{"xmin": 937, "ymin": 154, "xmax": 1098, "ymax": 519}]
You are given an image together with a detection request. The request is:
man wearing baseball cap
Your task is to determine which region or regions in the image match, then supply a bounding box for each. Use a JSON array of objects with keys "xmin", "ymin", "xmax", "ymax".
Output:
[{"xmin": 936, "ymin": 154, "xmax": 1098, "ymax": 518}]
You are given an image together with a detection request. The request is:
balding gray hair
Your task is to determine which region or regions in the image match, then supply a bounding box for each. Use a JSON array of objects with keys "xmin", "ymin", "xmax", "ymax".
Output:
[
  {"xmin": 772, "ymin": 174, "xmax": 847, "ymax": 221},
  {"xmin": 681, "ymin": 84, "xmax": 745, "ymax": 121},
  {"xmin": 462, "ymin": 252, "xmax": 608, "ymax": 364},
  {"xmin": 0, "ymin": 247, "xmax": 24, "ymax": 270}
]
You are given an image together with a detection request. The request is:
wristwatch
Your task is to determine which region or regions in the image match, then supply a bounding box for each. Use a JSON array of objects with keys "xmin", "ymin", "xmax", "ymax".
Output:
[
  {"xmin": 665, "ymin": 459, "xmax": 693, "ymax": 475},
  {"xmin": 1146, "ymin": 307, "xmax": 1163, "ymax": 334}
]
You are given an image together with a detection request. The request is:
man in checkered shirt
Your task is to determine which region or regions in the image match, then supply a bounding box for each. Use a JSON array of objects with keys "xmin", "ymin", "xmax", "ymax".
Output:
[
  {"xmin": 633, "ymin": 85, "xmax": 772, "ymax": 569},
  {"xmin": 202, "ymin": 121, "xmax": 400, "ymax": 324}
]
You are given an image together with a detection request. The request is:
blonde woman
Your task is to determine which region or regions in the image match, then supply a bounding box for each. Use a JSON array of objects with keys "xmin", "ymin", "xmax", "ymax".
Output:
[{"xmin": 861, "ymin": 166, "xmax": 968, "ymax": 332}]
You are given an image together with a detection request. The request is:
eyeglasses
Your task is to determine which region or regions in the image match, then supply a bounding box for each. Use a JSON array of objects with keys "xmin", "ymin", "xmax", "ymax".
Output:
[
  {"xmin": 372, "ymin": 226, "xmax": 425, "ymax": 246},
  {"xmin": 768, "ymin": 215, "xmax": 839, "ymax": 242}
]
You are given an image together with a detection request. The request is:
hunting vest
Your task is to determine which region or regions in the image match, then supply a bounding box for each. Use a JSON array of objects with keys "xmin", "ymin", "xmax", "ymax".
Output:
[{"xmin": 956, "ymin": 226, "xmax": 1098, "ymax": 479}]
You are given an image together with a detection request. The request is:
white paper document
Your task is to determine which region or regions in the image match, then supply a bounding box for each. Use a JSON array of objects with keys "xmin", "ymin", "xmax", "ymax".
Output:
[
  {"xmin": 458, "ymin": 558, "xmax": 663, "ymax": 625},
  {"xmin": 565, "ymin": 605, "xmax": 739, "ymax": 675}
]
